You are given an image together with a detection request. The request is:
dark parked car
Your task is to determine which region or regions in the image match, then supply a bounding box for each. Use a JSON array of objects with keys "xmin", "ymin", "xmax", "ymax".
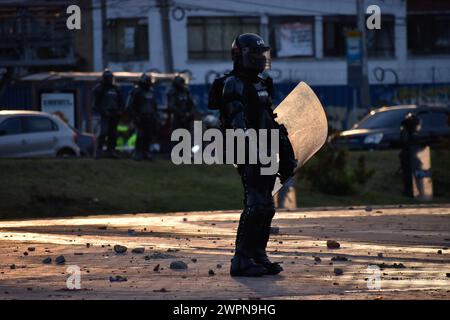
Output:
[{"xmin": 332, "ymin": 105, "xmax": 450, "ymax": 150}]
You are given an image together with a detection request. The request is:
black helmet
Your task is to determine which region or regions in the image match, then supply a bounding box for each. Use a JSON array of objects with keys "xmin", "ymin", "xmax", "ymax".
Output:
[
  {"xmin": 102, "ymin": 68, "xmax": 114, "ymax": 85},
  {"xmin": 139, "ymin": 73, "xmax": 152, "ymax": 89},
  {"xmin": 231, "ymin": 33, "xmax": 271, "ymax": 73},
  {"xmin": 403, "ymin": 112, "xmax": 421, "ymax": 132},
  {"xmin": 173, "ymin": 75, "xmax": 185, "ymax": 89}
]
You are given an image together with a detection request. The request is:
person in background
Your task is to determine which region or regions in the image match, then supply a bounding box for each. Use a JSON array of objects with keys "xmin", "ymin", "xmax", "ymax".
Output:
[
  {"xmin": 93, "ymin": 69, "xmax": 124, "ymax": 158},
  {"xmin": 126, "ymin": 73, "xmax": 158, "ymax": 161},
  {"xmin": 399, "ymin": 112, "xmax": 420, "ymax": 197},
  {"xmin": 167, "ymin": 75, "xmax": 195, "ymax": 133}
]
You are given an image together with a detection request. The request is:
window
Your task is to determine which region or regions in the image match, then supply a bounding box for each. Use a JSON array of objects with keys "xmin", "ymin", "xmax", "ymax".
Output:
[
  {"xmin": 408, "ymin": 14, "xmax": 450, "ymax": 55},
  {"xmin": 24, "ymin": 117, "xmax": 57, "ymax": 133},
  {"xmin": 323, "ymin": 15, "xmax": 395, "ymax": 58},
  {"xmin": 269, "ymin": 16, "xmax": 314, "ymax": 58},
  {"xmin": 420, "ymin": 111, "xmax": 449, "ymax": 128},
  {"xmin": 106, "ymin": 18, "xmax": 149, "ymax": 61},
  {"xmin": 0, "ymin": 117, "xmax": 24, "ymax": 135},
  {"xmin": 356, "ymin": 109, "xmax": 410, "ymax": 129},
  {"xmin": 187, "ymin": 17, "xmax": 260, "ymax": 60},
  {"xmin": 323, "ymin": 16, "xmax": 356, "ymax": 57},
  {"xmin": 366, "ymin": 16, "xmax": 395, "ymax": 58}
]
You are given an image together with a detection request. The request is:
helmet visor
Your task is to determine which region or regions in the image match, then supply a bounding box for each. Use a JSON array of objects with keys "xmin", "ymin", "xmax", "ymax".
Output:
[{"xmin": 242, "ymin": 47, "xmax": 271, "ymax": 72}]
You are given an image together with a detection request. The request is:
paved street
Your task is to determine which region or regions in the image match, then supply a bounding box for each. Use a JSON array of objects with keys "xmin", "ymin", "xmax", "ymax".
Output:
[{"xmin": 0, "ymin": 205, "xmax": 449, "ymax": 299}]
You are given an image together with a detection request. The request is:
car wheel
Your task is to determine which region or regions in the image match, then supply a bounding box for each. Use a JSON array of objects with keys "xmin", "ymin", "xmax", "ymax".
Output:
[{"xmin": 57, "ymin": 148, "xmax": 76, "ymax": 158}]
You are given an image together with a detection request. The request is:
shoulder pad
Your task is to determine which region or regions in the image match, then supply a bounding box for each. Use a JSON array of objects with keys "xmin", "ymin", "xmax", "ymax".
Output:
[
  {"xmin": 93, "ymin": 83, "xmax": 103, "ymax": 92},
  {"xmin": 223, "ymin": 76, "xmax": 244, "ymax": 102}
]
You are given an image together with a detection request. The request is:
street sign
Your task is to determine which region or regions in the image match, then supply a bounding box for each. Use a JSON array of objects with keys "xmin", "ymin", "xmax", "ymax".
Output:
[{"xmin": 346, "ymin": 30, "xmax": 363, "ymax": 86}]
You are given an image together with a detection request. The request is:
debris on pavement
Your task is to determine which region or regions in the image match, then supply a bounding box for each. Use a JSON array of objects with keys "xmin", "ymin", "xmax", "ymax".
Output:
[
  {"xmin": 114, "ymin": 245, "xmax": 127, "ymax": 254},
  {"xmin": 270, "ymin": 227, "xmax": 280, "ymax": 235},
  {"xmin": 170, "ymin": 260, "xmax": 188, "ymax": 270},
  {"xmin": 109, "ymin": 275, "xmax": 127, "ymax": 282},
  {"xmin": 55, "ymin": 255, "xmax": 66, "ymax": 265},
  {"xmin": 42, "ymin": 257, "xmax": 52, "ymax": 264},
  {"xmin": 331, "ymin": 256, "xmax": 348, "ymax": 262},
  {"xmin": 327, "ymin": 240, "xmax": 340, "ymax": 249},
  {"xmin": 334, "ymin": 268, "xmax": 344, "ymax": 276},
  {"xmin": 132, "ymin": 247, "xmax": 145, "ymax": 254}
]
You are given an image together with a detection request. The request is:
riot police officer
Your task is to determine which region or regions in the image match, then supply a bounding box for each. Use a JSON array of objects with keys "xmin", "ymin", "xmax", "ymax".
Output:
[
  {"xmin": 210, "ymin": 34, "xmax": 296, "ymax": 277},
  {"xmin": 93, "ymin": 69, "xmax": 124, "ymax": 158},
  {"xmin": 127, "ymin": 73, "xmax": 158, "ymax": 161},
  {"xmin": 167, "ymin": 76, "xmax": 194, "ymax": 132}
]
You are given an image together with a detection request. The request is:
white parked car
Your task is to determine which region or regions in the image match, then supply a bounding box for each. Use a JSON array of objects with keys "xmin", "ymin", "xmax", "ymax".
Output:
[{"xmin": 0, "ymin": 110, "xmax": 80, "ymax": 158}]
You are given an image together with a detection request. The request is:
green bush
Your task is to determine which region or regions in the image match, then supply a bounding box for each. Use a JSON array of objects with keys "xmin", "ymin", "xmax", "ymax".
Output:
[{"xmin": 301, "ymin": 144, "xmax": 374, "ymax": 195}]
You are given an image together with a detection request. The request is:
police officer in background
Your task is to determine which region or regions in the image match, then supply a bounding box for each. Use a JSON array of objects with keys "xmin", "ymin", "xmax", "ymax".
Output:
[
  {"xmin": 399, "ymin": 112, "xmax": 420, "ymax": 197},
  {"xmin": 167, "ymin": 76, "xmax": 195, "ymax": 132},
  {"xmin": 127, "ymin": 73, "xmax": 158, "ymax": 161},
  {"xmin": 93, "ymin": 69, "xmax": 124, "ymax": 158}
]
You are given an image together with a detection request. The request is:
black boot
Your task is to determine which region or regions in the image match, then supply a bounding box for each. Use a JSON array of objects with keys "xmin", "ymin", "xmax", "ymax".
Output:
[
  {"xmin": 230, "ymin": 208, "xmax": 267, "ymax": 277},
  {"xmin": 254, "ymin": 208, "xmax": 283, "ymax": 275}
]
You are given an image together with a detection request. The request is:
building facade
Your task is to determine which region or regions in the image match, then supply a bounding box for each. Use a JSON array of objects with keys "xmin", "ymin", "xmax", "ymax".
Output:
[
  {"xmin": 1, "ymin": 0, "xmax": 449, "ymax": 130},
  {"xmin": 89, "ymin": 0, "xmax": 450, "ymax": 129}
]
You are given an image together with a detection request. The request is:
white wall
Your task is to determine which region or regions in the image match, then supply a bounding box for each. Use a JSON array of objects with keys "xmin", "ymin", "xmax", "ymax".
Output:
[{"xmin": 95, "ymin": 0, "xmax": 450, "ymax": 86}]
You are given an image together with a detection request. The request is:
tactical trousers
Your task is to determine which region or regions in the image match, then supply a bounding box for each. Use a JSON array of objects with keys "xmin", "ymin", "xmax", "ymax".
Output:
[
  {"xmin": 235, "ymin": 164, "xmax": 276, "ymax": 258},
  {"xmin": 136, "ymin": 115, "xmax": 155, "ymax": 156},
  {"xmin": 97, "ymin": 115, "xmax": 120, "ymax": 154}
]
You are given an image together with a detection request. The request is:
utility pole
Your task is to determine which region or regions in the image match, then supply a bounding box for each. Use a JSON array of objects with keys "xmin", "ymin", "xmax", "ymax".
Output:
[
  {"xmin": 101, "ymin": 0, "xmax": 107, "ymax": 69},
  {"xmin": 157, "ymin": 0, "xmax": 174, "ymax": 72},
  {"xmin": 356, "ymin": 0, "xmax": 371, "ymax": 109}
]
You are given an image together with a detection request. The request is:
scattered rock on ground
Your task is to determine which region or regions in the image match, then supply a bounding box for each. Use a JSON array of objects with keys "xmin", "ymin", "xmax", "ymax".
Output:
[
  {"xmin": 42, "ymin": 257, "xmax": 52, "ymax": 264},
  {"xmin": 144, "ymin": 252, "xmax": 175, "ymax": 260},
  {"xmin": 191, "ymin": 258, "xmax": 197, "ymax": 263},
  {"xmin": 170, "ymin": 260, "xmax": 188, "ymax": 270},
  {"xmin": 153, "ymin": 264, "xmax": 160, "ymax": 272},
  {"xmin": 27, "ymin": 247, "xmax": 35, "ymax": 252},
  {"xmin": 127, "ymin": 229, "xmax": 137, "ymax": 236},
  {"xmin": 270, "ymin": 227, "xmax": 280, "ymax": 235},
  {"xmin": 377, "ymin": 253, "xmax": 384, "ymax": 258},
  {"xmin": 334, "ymin": 268, "xmax": 344, "ymax": 276},
  {"xmin": 331, "ymin": 256, "xmax": 348, "ymax": 262},
  {"xmin": 208, "ymin": 269, "xmax": 215, "ymax": 276},
  {"xmin": 216, "ymin": 264, "xmax": 222, "ymax": 269},
  {"xmin": 114, "ymin": 245, "xmax": 127, "ymax": 254},
  {"xmin": 314, "ymin": 257, "xmax": 321, "ymax": 263},
  {"xmin": 365, "ymin": 206, "xmax": 372, "ymax": 212},
  {"xmin": 55, "ymin": 255, "xmax": 66, "ymax": 265},
  {"xmin": 327, "ymin": 240, "xmax": 340, "ymax": 249},
  {"xmin": 377, "ymin": 262, "xmax": 405, "ymax": 269},
  {"xmin": 9, "ymin": 264, "xmax": 15, "ymax": 270},
  {"xmin": 437, "ymin": 250, "xmax": 442, "ymax": 254},
  {"xmin": 131, "ymin": 247, "xmax": 145, "ymax": 254},
  {"xmin": 109, "ymin": 275, "xmax": 127, "ymax": 282}
]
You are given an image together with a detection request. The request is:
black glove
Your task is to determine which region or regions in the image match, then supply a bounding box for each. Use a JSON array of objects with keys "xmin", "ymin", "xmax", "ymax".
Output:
[{"xmin": 277, "ymin": 123, "xmax": 297, "ymax": 184}]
